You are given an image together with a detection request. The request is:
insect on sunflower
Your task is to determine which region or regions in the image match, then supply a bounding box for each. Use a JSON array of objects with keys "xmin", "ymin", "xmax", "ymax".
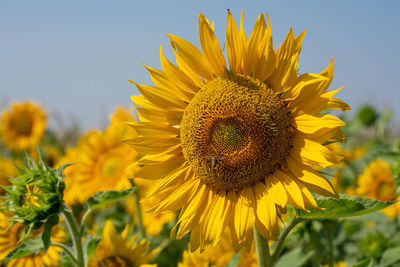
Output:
[{"xmin": 127, "ymin": 10, "xmax": 350, "ymax": 251}]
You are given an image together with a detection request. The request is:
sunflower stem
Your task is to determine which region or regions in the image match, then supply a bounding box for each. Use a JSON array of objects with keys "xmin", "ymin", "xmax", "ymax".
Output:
[
  {"xmin": 52, "ymin": 241, "xmax": 79, "ymax": 266},
  {"xmin": 61, "ymin": 204, "xmax": 85, "ymax": 267},
  {"xmin": 130, "ymin": 180, "xmax": 146, "ymax": 239},
  {"xmin": 254, "ymin": 227, "xmax": 272, "ymax": 267},
  {"xmin": 270, "ymin": 217, "xmax": 304, "ymax": 263}
]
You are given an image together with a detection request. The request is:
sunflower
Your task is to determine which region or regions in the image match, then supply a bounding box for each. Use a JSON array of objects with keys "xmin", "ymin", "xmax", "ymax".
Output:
[
  {"xmin": 357, "ymin": 159, "xmax": 400, "ymax": 218},
  {"xmin": 0, "ymin": 157, "xmax": 18, "ymax": 195},
  {"xmin": 60, "ymin": 107, "xmax": 138, "ymax": 205},
  {"xmin": 0, "ymin": 101, "xmax": 46, "ymax": 151},
  {"xmin": 0, "ymin": 211, "xmax": 66, "ymax": 267},
  {"xmin": 88, "ymin": 220, "xmax": 157, "ymax": 267},
  {"xmin": 127, "ymin": 11, "xmax": 349, "ymax": 251}
]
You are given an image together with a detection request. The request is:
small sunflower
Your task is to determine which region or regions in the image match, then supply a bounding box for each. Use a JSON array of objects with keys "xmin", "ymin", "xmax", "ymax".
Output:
[
  {"xmin": 88, "ymin": 220, "xmax": 157, "ymax": 267},
  {"xmin": 0, "ymin": 101, "xmax": 46, "ymax": 151},
  {"xmin": 128, "ymin": 11, "xmax": 349, "ymax": 251},
  {"xmin": 0, "ymin": 211, "xmax": 66, "ymax": 267},
  {"xmin": 60, "ymin": 107, "xmax": 138, "ymax": 205},
  {"xmin": 357, "ymin": 159, "xmax": 400, "ymax": 218}
]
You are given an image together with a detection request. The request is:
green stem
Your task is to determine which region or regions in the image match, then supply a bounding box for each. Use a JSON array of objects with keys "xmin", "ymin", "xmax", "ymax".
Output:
[
  {"xmin": 52, "ymin": 242, "xmax": 78, "ymax": 266},
  {"xmin": 130, "ymin": 180, "xmax": 146, "ymax": 238},
  {"xmin": 61, "ymin": 204, "xmax": 85, "ymax": 267},
  {"xmin": 271, "ymin": 217, "xmax": 304, "ymax": 263},
  {"xmin": 79, "ymin": 208, "xmax": 93, "ymax": 238},
  {"xmin": 254, "ymin": 227, "xmax": 272, "ymax": 267}
]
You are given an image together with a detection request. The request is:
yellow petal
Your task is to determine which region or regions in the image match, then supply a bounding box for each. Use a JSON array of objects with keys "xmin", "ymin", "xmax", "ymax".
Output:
[
  {"xmin": 167, "ymin": 34, "xmax": 213, "ymax": 80},
  {"xmin": 234, "ymin": 187, "xmax": 255, "ymax": 246},
  {"xmin": 199, "ymin": 12, "xmax": 227, "ymax": 77},
  {"xmin": 136, "ymin": 153, "xmax": 185, "ymax": 179},
  {"xmin": 287, "ymin": 155, "xmax": 338, "ymax": 197},
  {"xmin": 282, "ymin": 73, "xmax": 329, "ymax": 102},
  {"xmin": 267, "ymin": 176, "xmax": 288, "ymax": 208},
  {"xmin": 130, "ymin": 81, "xmax": 186, "ymax": 111},
  {"xmin": 292, "ymin": 137, "xmax": 342, "ymax": 168},
  {"xmin": 254, "ymin": 182, "xmax": 279, "ymax": 235},
  {"xmin": 293, "ymin": 113, "xmax": 346, "ymax": 134},
  {"xmin": 226, "ymin": 9, "xmax": 243, "ymax": 74},
  {"xmin": 275, "ymin": 170, "xmax": 305, "ymax": 209}
]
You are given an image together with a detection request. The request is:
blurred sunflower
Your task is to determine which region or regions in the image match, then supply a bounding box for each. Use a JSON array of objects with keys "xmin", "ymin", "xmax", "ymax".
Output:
[
  {"xmin": 128, "ymin": 11, "xmax": 349, "ymax": 251},
  {"xmin": 0, "ymin": 157, "xmax": 18, "ymax": 195},
  {"xmin": 125, "ymin": 177, "xmax": 176, "ymax": 236},
  {"xmin": 88, "ymin": 220, "xmax": 157, "ymax": 267},
  {"xmin": 0, "ymin": 211, "xmax": 66, "ymax": 267},
  {"xmin": 357, "ymin": 159, "xmax": 400, "ymax": 218},
  {"xmin": 0, "ymin": 101, "xmax": 46, "ymax": 151},
  {"xmin": 60, "ymin": 107, "xmax": 138, "ymax": 205}
]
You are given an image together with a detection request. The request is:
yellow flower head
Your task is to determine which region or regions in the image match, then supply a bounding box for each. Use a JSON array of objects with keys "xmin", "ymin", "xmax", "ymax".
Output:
[
  {"xmin": 0, "ymin": 101, "xmax": 46, "ymax": 151},
  {"xmin": 88, "ymin": 220, "xmax": 157, "ymax": 267},
  {"xmin": 60, "ymin": 125, "xmax": 138, "ymax": 205},
  {"xmin": 128, "ymin": 11, "xmax": 349, "ymax": 251},
  {"xmin": 0, "ymin": 211, "xmax": 66, "ymax": 267},
  {"xmin": 357, "ymin": 159, "xmax": 400, "ymax": 218}
]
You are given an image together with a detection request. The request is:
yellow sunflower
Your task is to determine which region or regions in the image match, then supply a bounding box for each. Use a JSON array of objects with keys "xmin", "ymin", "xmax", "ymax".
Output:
[
  {"xmin": 0, "ymin": 212, "xmax": 66, "ymax": 267},
  {"xmin": 0, "ymin": 101, "xmax": 46, "ymax": 151},
  {"xmin": 60, "ymin": 107, "xmax": 138, "ymax": 205},
  {"xmin": 357, "ymin": 159, "xmax": 400, "ymax": 218},
  {"xmin": 127, "ymin": 11, "xmax": 349, "ymax": 251},
  {"xmin": 88, "ymin": 220, "xmax": 157, "ymax": 267},
  {"xmin": 0, "ymin": 157, "xmax": 18, "ymax": 195}
]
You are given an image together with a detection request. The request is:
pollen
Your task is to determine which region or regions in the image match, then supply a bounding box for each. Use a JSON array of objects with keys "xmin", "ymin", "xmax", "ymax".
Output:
[{"xmin": 181, "ymin": 75, "xmax": 294, "ymax": 191}]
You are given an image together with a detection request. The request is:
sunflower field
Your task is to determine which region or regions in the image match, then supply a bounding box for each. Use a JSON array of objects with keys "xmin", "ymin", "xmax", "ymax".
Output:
[{"xmin": 1, "ymin": 9, "xmax": 400, "ymax": 267}]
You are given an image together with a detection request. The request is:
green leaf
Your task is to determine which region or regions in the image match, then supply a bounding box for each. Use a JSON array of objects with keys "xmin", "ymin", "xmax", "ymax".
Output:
[
  {"xmin": 86, "ymin": 187, "xmax": 137, "ymax": 210},
  {"xmin": 42, "ymin": 214, "xmax": 59, "ymax": 250},
  {"xmin": 83, "ymin": 234, "xmax": 101, "ymax": 265},
  {"xmin": 3, "ymin": 233, "xmax": 44, "ymax": 261},
  {"xmin": 297, "ymin": 195, "xmax": 396, "ymax": 219},
  {"xmin": 225, "ymin": 249, "xmax": 242, "ymax": 267},
  {"xmin": 275, "ymin": 248, "xmax": 314, "ymax": 267},
  {"xmin": 379, "ymin": 246, "xmax": 400, "ymax": 267},
  {"xmin": 353, "ymin": 258, "xmax": 371, "ymax": 267}
]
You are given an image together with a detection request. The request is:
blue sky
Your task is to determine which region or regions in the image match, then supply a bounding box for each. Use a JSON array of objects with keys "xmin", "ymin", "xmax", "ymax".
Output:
[{"xmin": 1, "ymin": 0, "xmax": 399, "ymax": 129}]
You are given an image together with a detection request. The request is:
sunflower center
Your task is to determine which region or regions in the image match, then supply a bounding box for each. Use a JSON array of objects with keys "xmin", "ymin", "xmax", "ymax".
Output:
[
  {"xmin": 377, "ymin": 180, "xmax": 395, "ymax": 201},
  {"xmin": 11, "ymin": 117, "xmax": 33, "ymax": 136},
  {"xmin": 97, "ymin": 256, "xmax": 133, "ymax": 267},
  {"xmin": 102, "ymin": 157, "xmax": 121, "ymax": 177},
  {"xmin": 181, "ymin": 75, "xmax": 294, "ymax": 191}
]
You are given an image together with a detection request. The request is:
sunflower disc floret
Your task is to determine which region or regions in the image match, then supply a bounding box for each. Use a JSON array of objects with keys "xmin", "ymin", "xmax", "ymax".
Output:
[{"xmin": 181, "ymin": 75, "xmax": 294, "ymax": 191}]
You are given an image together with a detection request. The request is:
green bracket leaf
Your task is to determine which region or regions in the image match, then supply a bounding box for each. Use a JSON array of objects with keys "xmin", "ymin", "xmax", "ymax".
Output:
[
  {"xmin": 3, "ymin": 233, "xmax": 44, "ymax": 261},
  {"xmin": 86, "ymin": 187, "xmax": 137, "ymax": 210},
  {"xmin": 297, "ymin": 195, "xmax": 396, "ymax": 219}
]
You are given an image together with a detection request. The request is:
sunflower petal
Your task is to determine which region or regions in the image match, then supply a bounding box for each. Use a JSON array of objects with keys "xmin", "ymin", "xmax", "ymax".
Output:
[
  {"xmin": 167, "ymin": 34, "xmax": 213, "ymax": 80},
  {"xmin": 199, "ymin": 12, "xmax": 227, "ymax": 77},
  {"xmin": 293, "ymin": 113, "xmax": 346, "ymax": 134},
  {"xmin": 226, "ymin": 9, "xmax": 243, "ymax": 74}
]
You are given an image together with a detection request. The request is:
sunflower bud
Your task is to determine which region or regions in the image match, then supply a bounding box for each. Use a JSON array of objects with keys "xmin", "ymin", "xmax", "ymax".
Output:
[{"xmin": 1, "ymin": 156, "xmax": 66, "ymax": 231}]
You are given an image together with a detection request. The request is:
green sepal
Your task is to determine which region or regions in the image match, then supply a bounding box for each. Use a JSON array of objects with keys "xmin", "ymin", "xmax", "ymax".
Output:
[
  {"xmin": 296, "ymin": 195, "xmax": 396, "ymax": 219},
  {"xmin": 225, "ymin": 249, "xmax": 242, "ymax": 267},
  {"xmin": 42, "ymin": 214, "xmax": 59, "ymax": 250}
]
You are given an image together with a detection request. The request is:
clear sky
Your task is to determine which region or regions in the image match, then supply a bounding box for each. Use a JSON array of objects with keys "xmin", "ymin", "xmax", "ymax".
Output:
[{"xmin": 1, "ymin": 0, "xmax": 399, "ymax": 129}]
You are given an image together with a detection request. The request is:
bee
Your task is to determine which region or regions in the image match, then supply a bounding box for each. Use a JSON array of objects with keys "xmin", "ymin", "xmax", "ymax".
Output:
[{"xmin": 205, "ymin": 155, "xmax": 226, "ymax": 167}]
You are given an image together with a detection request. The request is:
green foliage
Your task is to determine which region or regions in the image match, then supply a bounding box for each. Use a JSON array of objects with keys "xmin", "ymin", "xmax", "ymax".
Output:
[
  {"xmin": 275, "ymin": 248, "xmax": 314, "ymax": 267},
  {"xmin": 297, "ymin": 195, "xmax": 396, "ymax": 219},
  {"xmin": 358, "ymin": 105, "xmax": 378, "ymax": 127},
  {"xmin": 86, "ymin": 187, "xmax": 137, "ymax": 210},
  {"xmin": 3, "ymin": 233, "xmax": 45, "ymax": 261}
]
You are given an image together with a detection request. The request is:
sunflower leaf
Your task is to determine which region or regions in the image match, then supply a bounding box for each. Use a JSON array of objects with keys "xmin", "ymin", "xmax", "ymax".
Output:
[
  {"xmin": 296, "ymin": 195, "xmax": 396, "ymax": 219},
  {"xmin": 2, "ymin": 233, "xmax": 44, "ymax": 260},
  {"xmin": 86, "ymin": 187, "xmax": 138, "ymax": 210},
  {"xmin": 42, "ymin": 213, "xmax": 59, "ymax": 250}
]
